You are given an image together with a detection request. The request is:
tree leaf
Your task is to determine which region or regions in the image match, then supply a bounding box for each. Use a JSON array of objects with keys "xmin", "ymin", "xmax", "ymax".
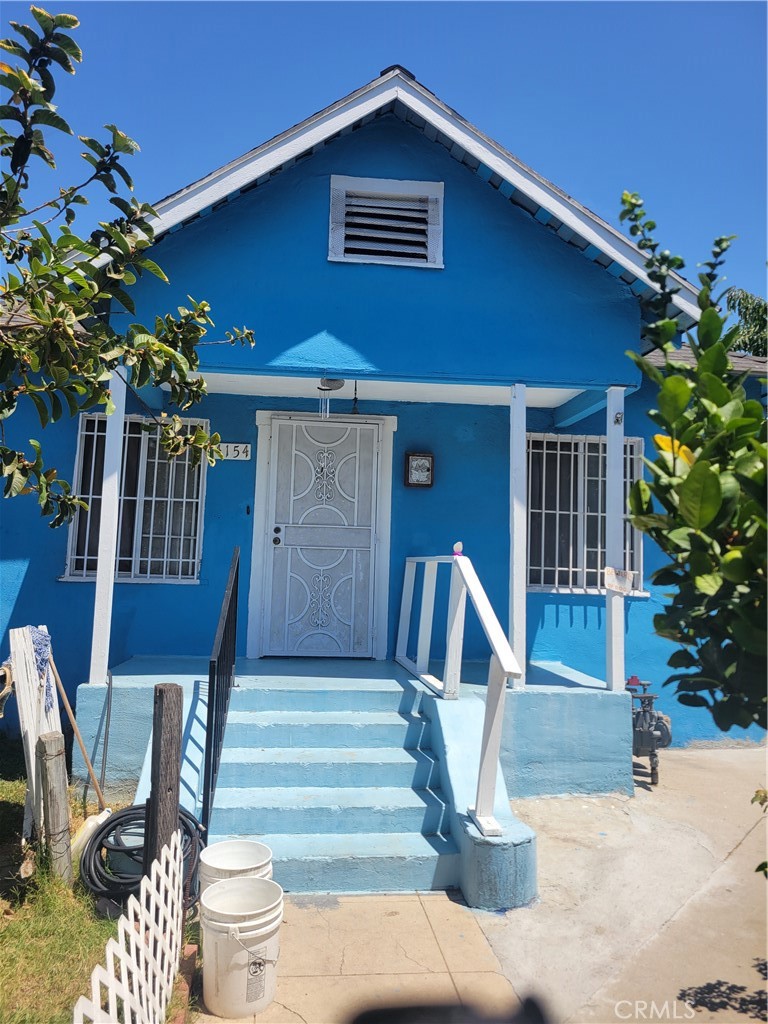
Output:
[
  {"xmin": 28, "ymin": 391, "xmax": 49, "ymax": 427},
  {"xmin": 31, "ymin": 108, "xmax": 73, "ymax": 134},
  {"xmin": 657, "ymin": 375, "xmax": 692, "ymax": 424},
  {"xmin": 696, "ymin": 342, "xmax": 728, "ymax": 377},
  {"xmin": 676, "ymin": 461, "xmax": 722, "ymax": 529},
  {"xmin": 697, "ymin": 307, "xmax": 723, "ymax": 349}
]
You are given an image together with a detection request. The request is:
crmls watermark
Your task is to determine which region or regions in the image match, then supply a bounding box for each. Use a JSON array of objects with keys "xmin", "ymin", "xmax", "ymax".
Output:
[{"xmin": 614, "ymin": 1000, "xmax": 696, "ymax": 1021}]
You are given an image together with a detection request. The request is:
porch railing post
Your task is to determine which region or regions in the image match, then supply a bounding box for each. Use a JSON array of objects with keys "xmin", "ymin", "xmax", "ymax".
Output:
[
  {"xmin": 605, "ymin": 386, "xmax": 626, "ymax": 691},
  {"xmin": 88, "ymin": 370, "xmax": 126, "ymax": 685},
  {"xmin": 416, "ymin": 560, "xmax": 438, "ymax": 675},
  {"xmin": 442, "ymin": 561, "xmax": 467, "ymax": 700},
  {"xmin": 396, "ymin": 560, "xmax": 417, "ymax": 661},
  {"xmin": 468, "ymin": 653, "xmax": 507, "ymax": 837},
  {"xmin": 509, "ymin": 383, "xmax": 527, "ymax": 686}
]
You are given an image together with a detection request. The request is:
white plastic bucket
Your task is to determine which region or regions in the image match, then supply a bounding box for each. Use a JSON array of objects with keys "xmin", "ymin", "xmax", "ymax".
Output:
[
  {"xmin": 200, "ymin": 876, "xmax": 284, "ymax": 1018},
  {"xmin": 199, "ymin": 840, "xmax": 273, "ymax": 896}
]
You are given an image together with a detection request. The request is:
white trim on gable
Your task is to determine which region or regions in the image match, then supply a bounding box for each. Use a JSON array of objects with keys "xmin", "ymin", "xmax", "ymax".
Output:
[{"xmin": 150, "ymin": 67, "xmax": 699, "ymax": 323}]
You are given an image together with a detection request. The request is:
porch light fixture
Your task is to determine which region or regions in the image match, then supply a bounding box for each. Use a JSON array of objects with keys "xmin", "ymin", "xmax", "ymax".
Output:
[
  {"xmin": 405, "ymin": 452, "xmax": 434, "ymax": 488},
  {"xmin": 317, "ymin": 376, "xmax": 344, "ymax": 418}
]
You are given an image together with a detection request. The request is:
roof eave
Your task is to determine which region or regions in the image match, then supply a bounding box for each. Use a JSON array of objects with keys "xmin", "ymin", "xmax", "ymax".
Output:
[{"xmin": 151, "ymin": 67, "xmax": 701, "ymax": 324}]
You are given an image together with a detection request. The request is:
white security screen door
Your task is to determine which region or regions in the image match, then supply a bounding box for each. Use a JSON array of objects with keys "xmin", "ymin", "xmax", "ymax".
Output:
[{"xmin": 263, "ymin": 418, "xmax": 380, "ymax": 656}]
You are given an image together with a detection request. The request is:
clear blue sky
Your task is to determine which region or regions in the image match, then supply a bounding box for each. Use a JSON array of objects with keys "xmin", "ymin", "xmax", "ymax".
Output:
[{"xmin": 4, "ymin": 0, "xmax": 767, "ymax": 297}]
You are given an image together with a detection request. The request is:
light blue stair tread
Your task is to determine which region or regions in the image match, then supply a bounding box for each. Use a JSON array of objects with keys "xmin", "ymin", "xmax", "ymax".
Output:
[
  {"xmin": 209, "ymin": 831, "xmax": 459, "ymax": 860},
  {"xmin": 219, "ymin": 746, "xmax": 424, "ymax": 766},
  {"xmin": 233, "ymin": 677, "xmax": 405, "ymax": 691},
  {"xmin": 212, "ymin": 786, "xmax": 444, "ymax": 811},
  {"xmin": 226, "ymin": 710, "xmax": 416, "ymax": 726}
]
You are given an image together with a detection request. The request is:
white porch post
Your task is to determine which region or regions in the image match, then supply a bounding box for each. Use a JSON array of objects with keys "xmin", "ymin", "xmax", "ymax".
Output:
[
  {"xmin": 88, "ymin": 371, "xmax": 126, "ymax": 685},
  {"xmin": 605, "ymin": 386, "xmax": 626, "ymax": 691},
  {"xmin": 509, "ymin": 384, "xmax": 527, "ymax": 685}
]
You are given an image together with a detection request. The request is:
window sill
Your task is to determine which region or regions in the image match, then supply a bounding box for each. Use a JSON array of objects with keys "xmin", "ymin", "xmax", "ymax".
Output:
[
  {"xmin": 527, "ymin": 585, "xmax": 650, "ymax": 599},
  {"xmin": 59, "ymin": 575, "xmax": 201, "ymax": 586}
]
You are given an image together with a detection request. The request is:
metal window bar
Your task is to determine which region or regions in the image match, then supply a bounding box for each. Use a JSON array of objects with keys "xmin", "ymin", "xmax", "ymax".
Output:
[
  {"xmin": 201, "ymin": 546, "xmax": 240, "ymax": 836},
  {"xmin": 67, "ymin": 414, "xmax": 207, "ymax": 582},
  {"xmin": 526, "ymin": 433, "xmax": 643, "ymax": 592}
]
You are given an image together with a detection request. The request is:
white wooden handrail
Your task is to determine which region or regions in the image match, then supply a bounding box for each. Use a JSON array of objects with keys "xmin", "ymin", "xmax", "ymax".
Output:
[{"xmin": 395, "ymin": 542, "xmax": 523, "ymax": 837}]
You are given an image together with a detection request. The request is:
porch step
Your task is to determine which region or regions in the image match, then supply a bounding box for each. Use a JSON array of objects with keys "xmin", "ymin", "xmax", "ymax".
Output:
[
  {"xmin": 224, "ymin": 710, "xmax": 430, "ymax": 749},
  {"xmin": 209, "ymin": 786, "xmax": 450, "ymax": 836},
  {"xmin": 205, "ymin": 832, "xmax": 461, "ymax": 894},
  {"xmin": 230, "ymin": 679, "xmax": 416, "ymax": 714},
  {"xmin": 217, "ymin": 746, "xmax": 440, "ymax": 789}
]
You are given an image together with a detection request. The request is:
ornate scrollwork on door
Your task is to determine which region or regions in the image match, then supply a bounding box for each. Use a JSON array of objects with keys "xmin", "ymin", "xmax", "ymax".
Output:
[
  {"xmin": 309, "ymin": 572, "xmax": 332, "ymax": 627},
  {"xmin": 314, "ymin": 449, "xmax": 336, "ymax": 501}
]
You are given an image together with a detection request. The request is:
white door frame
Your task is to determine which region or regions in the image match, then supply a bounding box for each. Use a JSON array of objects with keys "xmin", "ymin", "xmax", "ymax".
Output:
[{"xmin": 246, "ymin": 410, "xmax": 397, "ymax": 660}]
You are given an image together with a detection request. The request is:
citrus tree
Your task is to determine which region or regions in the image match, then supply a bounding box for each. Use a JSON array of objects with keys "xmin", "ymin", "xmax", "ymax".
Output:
[
  {"xmin": 621, "ymin": 191, "xmax": 766, "ymax": 732},
  {"xmin": 1, "ymin": 6, "xmax": 253, "ymax": 527}
]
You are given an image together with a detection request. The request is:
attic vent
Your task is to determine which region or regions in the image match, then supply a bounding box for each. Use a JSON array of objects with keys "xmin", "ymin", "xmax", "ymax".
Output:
[{"xmin": 329, "ymin": 175, "xmax": 444, "ymax": 269}]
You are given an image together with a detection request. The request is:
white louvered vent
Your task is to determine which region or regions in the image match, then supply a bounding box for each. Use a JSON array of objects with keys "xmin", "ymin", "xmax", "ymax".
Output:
[{"xmin": 329, "ymin": 175, "xmax": 444, "ymax": 268}]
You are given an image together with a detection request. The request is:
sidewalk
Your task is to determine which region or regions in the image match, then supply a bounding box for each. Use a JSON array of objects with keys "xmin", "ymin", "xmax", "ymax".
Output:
[
  {"xmin": 193, "ymin": 746, "xmax": 766, "ymax": 1024},
  {"xmin": 193, "ymin": 890, "xmax": 519, "ymax": 1023}
]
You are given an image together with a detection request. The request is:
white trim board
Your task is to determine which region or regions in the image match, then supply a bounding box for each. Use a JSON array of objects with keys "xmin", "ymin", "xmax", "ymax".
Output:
[
  {"xmin": 151, "ymin": 67, "xmax": 699, "ymax": 323},
  {"xmin": 199, "ymin": 372, "xmax": 583, "ymax": 408},
  {"xmin": 245, "ymin": 411, "xmax": 397, "ymax": 660}
]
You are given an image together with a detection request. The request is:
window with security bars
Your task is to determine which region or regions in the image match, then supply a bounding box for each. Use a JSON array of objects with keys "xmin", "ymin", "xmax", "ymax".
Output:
[
  {"xmin": 527, "ymin": 433, "xmax": 643, "ymax": 591},
  {"xmin": 66, "ymin": 415, "xmax": 207, "ymax": 582},
  {"xmin": 329, "ymin": 175, "xmax": 444, "ymax": 268}
]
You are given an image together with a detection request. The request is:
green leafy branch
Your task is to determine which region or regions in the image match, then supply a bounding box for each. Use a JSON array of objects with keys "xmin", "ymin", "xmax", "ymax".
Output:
[
  {"xmin": 620, "ymin": 191, "xmax": 766, "ymax": 732},
  {"xmin": 0, "ymin": 7, "xmax": 255, "ymax": 526}
]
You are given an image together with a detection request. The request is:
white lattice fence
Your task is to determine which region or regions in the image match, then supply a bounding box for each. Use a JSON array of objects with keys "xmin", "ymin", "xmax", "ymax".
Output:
[{"xmin": 73, "ymin": 830, "xmax": 184, "ymax": 1024}]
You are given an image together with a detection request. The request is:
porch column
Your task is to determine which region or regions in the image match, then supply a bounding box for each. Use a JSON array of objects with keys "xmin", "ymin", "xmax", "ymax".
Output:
[
  {"xmin": 605, "ymin": 385, "xmax": 626, "ymax": 691},
  {"xmin": 88, "ymin": 370, "xmax": 126, "ymax": 685},
  {"xmin": 509, "ymin": 384, "xmax": 527, "ymax": 685}
]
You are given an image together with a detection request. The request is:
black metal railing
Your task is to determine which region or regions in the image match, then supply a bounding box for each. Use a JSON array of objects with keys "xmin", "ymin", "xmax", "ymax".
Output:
[{"xmin": 201, "ymin": 546, "xmax": 240, "ymax": 835}]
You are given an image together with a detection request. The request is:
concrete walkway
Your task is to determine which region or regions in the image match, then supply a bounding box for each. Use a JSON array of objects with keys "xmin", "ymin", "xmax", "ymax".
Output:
[{"xmin": 193, "ymin": 746, "xmax": 766, "ymax": 1024}]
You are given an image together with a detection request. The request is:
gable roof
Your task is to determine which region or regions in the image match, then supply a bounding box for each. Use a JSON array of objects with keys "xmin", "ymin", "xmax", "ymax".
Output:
[{"xmin": 152, "ymin": 66, "xmax": 700, "ymax": 329}]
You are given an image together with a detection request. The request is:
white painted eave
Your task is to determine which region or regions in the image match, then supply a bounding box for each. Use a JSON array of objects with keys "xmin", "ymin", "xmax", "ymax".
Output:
[
  {"xmin": 197, "ymin": 372, "xmax": 581, "ymax": 408},
  {"xmin": 151, "ymin": 68, "xmax": 700, "ymax": 323}
]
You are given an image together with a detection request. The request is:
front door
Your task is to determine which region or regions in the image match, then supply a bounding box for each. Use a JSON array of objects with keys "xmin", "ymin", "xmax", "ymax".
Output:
[{"xmin": 262, "ymin": 418, "xmax": 380, "ymax": 656}]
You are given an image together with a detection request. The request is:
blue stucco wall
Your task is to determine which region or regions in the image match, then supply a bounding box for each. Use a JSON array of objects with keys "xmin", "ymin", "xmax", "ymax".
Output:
[
  {"xmin": 525, "ymin": 376, "xmax": 766, "ymax": 747},
  {"xmin": 134, "ymin": 115, "xmax": 640, "ymax": 390},
  {"xmin": 1, "ymin": 113, "xmax": 761, "ymax": 754}
]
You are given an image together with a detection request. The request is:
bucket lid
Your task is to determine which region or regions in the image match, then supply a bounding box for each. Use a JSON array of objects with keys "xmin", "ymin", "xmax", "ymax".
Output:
[
  {"xmin": 200, "ymin": 876, "xmax": 283, "ymax": 921},
  {"xmin": 200, "ymin": 839, "xmax": 272, "ymax": 872}
]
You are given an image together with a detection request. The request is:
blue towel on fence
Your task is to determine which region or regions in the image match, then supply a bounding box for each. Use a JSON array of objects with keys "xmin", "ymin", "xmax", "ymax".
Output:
[{"xmin": 30, "ymin": 626, "xmax": 54, "ymax": 713}]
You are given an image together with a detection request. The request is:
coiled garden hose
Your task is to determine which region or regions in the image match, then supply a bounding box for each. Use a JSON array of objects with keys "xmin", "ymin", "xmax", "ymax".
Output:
[{"xmin": 79, "ymin": 804, "xmax": 205, "ymax": 910}]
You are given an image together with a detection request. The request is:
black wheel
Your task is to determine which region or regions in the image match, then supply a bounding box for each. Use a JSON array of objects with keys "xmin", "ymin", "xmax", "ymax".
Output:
[{"xmin": 651, "ymin": 768, "xmax": 659, "ymax": 785}]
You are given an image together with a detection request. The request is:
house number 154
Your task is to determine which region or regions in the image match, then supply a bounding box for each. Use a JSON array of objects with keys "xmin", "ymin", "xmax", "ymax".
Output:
[{"xmin": 220, "ymin": 443, "xmax": 252, "ymax": 460}]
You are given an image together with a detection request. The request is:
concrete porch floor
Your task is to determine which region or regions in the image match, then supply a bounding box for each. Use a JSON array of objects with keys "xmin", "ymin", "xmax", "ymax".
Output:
[
  {"xmin": 192, "ymin": 745, "xmax": 766, "ymax": 1024},
  {"xmin": 109, "ymin": 654, "xmax": 609, "ymax": 691}
]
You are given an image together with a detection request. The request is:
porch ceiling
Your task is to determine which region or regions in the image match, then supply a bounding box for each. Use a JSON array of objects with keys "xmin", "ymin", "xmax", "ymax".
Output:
[{"xmin": 199, "ymin": 371, "xmax": 581, "ymax": 408}]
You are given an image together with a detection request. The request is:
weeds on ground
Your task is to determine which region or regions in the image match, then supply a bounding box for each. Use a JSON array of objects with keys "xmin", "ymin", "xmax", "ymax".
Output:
[
  {"xmin": 0, "ymin": 739, "xmax": 119, "ymax": 1023},
  {"xmin": 0, "ymin": 869, "xmax": 117, "ymax": 1024}
]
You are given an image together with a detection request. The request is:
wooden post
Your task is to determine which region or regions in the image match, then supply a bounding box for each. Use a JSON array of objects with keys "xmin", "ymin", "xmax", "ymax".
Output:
[
  {"xmin": 36, "ymin": 731, "xmax": 73, "ymax": 884},
  {"xmin": 143, "ymin": 683, "xmax": 183, "ymax": 873}
]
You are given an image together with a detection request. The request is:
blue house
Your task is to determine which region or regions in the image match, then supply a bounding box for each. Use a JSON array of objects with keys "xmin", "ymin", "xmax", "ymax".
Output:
[{"xmin": 2, "ymin": 67, "xmax": 762, "ymax": 907}]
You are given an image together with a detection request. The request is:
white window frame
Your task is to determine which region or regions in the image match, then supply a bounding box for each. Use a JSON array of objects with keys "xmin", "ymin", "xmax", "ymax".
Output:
[
  {"xmin": 328, "ymin": 174, "xmax": 444, "ymax": 269},
  {"xmin": 63, "ymin": 413, "xmax": 208, "ymax": 584},
  {"xmin": 526, "ymin": 432, "xmax": 645, "ymax": 595}
]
